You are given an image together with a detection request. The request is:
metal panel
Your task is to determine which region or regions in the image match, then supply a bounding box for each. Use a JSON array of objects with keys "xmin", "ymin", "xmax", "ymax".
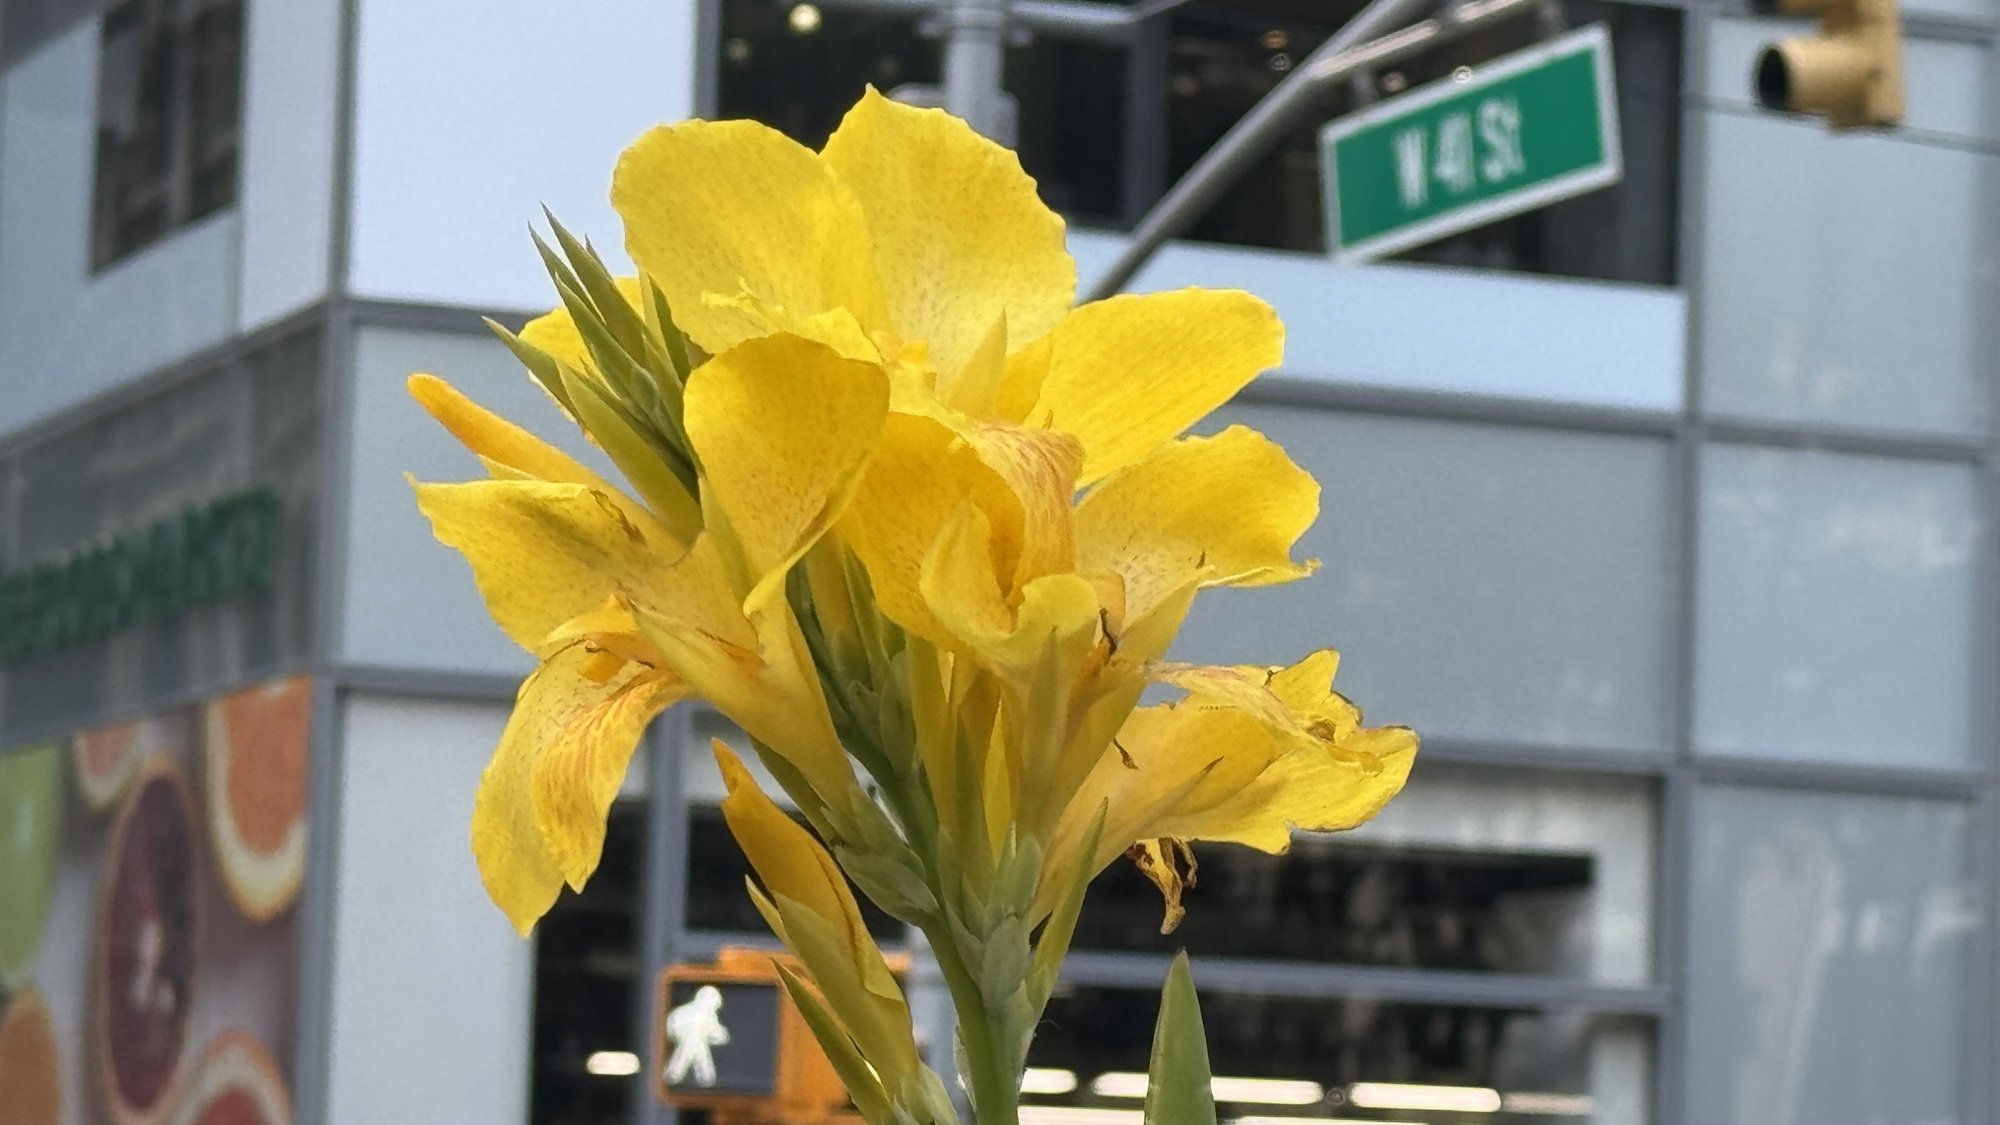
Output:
[
  {"xmin": 1694, "ymin": 444, "xmax": 1982, "ymax": 768},
  {"xmin": 1685, "ymin": 785, "xmax": 1980, "ymax": 1125},
  {"xmin": 1175, "ymin": 403, "xmax": 1678, "ymax": 755}
]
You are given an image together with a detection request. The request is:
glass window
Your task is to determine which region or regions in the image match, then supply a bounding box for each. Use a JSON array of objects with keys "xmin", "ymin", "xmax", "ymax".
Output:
[
  {"xmin": 1694, "ymin": 445, "xmax": 1981, "ymax": 768},
  {"xmin": 1687, "ymin": 787, "xmax": 1977, "ymax": 1125},
  {"xmin": 1025, "ymin": 985, "xmax": 1650, "ymax": 1124},
  {"xmin": 712, "ymin": 0, "xmax": 1679, "ymax": 282},
  {"xmin": 90, "ymin": 0, "xmax": 243, "ymax": 270},
  {"xmin": 1175, "ymin": 405, "xmax": 1677, "ymax": 756},
  {"xmin": 1074, "ymin": 762, "xmax": 1655, "ymax": 983},
  {"xmin": 531, "ymin": 799, "xmax": 646, "ymax": 1125},
  {"xmin": 1160, "ymin": 0, "xmax": 1680, "ymax": 281},
  {"xmin": 715, "ymin": 0, "xmax": 1128, "ymax": 225}
]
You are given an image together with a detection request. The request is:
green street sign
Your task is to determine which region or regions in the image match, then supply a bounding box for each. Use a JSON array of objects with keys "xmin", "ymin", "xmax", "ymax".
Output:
[{"xmin": 1320, "ymin": 24, "xmax": 1622, "ymax": 265}]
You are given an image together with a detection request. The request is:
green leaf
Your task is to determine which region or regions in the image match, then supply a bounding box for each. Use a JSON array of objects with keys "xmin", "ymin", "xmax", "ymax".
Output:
[
  {"xmin": 774, "ymin": 962, "xmax": 896, "ymax": 1125},
  {"xmin": 1026, "ymin": 803, "xmax": 1104, "ymax": 1013},
  {"xmin": 1143, "ymin": 953, "xmax": 1217, "ymax": 1125}
]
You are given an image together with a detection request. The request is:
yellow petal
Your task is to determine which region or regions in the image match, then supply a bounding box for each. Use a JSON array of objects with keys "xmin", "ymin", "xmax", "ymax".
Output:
[
  {"xmin": 839, "ymin": 414, "xmax": 1012, "ymax": 643},
  {"xmin": 408, "ymin": 374, "xmax": 608, "ymax": 487},
  {"xmin": 519, "ymin": 642, "xmax": 686, "ymax": 892},
  {"xmin": 820, "ymin": 89, "xmax": 1075, "ymax": 383},
  {"xmin": 920, "ymin": 502, "xmax": 1102, "ymax": 677},
  {"xmin": 471, "ymin": 700, "xmax": 568, "ymax": 935},
  {"xmin": 628, "ymin": 536, "xmax": 857, "ymax": 803},
  {"xmin": 1037, "ymin": 651, "xmax": 1414, "ymax": 921},
  {"xmin": 1076, "ymin": 426, "xmax": 1318, "ymax": 627},
  {"xmin": 683, "ymin": 335, "xmax": 889, "ymax": 612},
  {"xmin": 1011, "ymin": 289, "xmax": 1283, "ymax": 483},
  {"xmin": 412, "ymin": 478, "xmax": 682, "ymax": 651},
  {"xmin": 518, "ymin": 275, "xmax": 649, "ymax": 374},
  {"xmin": 714, "ymin": 743, "xmax": 921, "ymax": 1075},
  {"xmin": 613, "ymin": 119, "xmax": 890, "ymax": 355}
]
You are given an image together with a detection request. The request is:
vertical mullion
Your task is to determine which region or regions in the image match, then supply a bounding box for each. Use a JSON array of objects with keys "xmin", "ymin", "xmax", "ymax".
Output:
[{"xmin": 636, "ymin": 706, "xmax": 694, "ymax": 1125}]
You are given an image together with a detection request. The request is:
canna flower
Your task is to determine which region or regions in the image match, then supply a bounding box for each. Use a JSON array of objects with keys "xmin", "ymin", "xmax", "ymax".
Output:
[{"xmin": 409, "ymin": 86, "xmax": 1416, "ymax": 1125}]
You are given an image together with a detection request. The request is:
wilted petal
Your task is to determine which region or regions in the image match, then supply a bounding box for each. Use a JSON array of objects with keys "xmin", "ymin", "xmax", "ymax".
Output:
[
  {"xmin": 613, "ymin": 119, "xmax": 889, "ymax": 355},
  {"xmin": 1007, "ymin": 289, "xmax": 1283, "ymax": 484},
  {"xmin": 821, "ymin": 89, "xmax": 1075, "ymax": 384}
]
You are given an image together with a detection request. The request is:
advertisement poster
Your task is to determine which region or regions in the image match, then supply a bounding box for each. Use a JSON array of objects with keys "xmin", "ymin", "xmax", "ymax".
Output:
[{"xmin": 0, "ymin": 675, "xmax": 309, "ymax": 1125}]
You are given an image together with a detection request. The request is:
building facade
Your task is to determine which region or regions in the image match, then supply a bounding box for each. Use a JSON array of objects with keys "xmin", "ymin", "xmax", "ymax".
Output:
[{"xmin": 0, "ymin": 0, "xmax": 1992, "ymax": 1122}]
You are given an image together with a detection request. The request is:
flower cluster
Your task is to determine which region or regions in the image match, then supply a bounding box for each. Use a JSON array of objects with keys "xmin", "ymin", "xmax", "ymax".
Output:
[{"xmin": 409, "ymin": 90, "xmax": 1414, "ymax": 1125}]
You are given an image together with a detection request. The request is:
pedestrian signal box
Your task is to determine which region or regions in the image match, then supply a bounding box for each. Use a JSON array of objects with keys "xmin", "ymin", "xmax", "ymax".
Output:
[{"xmin": 655, "ymin": 948, "xmax": 890, "ymax": 1124}]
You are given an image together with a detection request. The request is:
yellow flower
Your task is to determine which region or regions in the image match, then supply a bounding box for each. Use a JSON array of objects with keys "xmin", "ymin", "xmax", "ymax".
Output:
[{"xmin": 411, "ymin": 89, "xmax": 1415, "ymax": 953}]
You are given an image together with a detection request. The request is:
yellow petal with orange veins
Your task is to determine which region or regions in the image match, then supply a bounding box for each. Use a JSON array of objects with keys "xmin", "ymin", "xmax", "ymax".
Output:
[
  {"xmin": 517, "ymin": 645, "xmax": 688, "ymax": 892},
  {"xmin": 1076, "ymin": 426, "xmax": 1318, "ymax": 627},
  {"xmin": 411, "ymin": 479, "xmax": 680, "ymax": 652},
  {"xmin": 821, "ymin": 89, "xmax": 1075, "ymax": 385},
  {"xmin": 1020, "ymin": 289, "xmax": 1283, "ymax": 484},
  {"xmin": 682, "ymin": 335, "xmax": 890, "ymax": 613},
  {"xmin": 408, "ymin": 374, "xmax": 609, "ymax": 487},
  {"xmin": 470, "ymin": 699, "xmax": 568, "ymax": 936},
  {"xmin": 518, "ymin": 275, "xmax": 649, "ymax": 374},
  {"xmin": 613, "ymin": 119, "xmax": 890, "ymax": 355}
]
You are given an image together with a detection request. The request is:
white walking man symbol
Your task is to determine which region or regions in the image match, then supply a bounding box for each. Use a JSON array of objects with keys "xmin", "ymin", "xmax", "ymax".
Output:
[{"xmin": 664, "ymin": 985, "xmax": 732, "ymax": 1088}]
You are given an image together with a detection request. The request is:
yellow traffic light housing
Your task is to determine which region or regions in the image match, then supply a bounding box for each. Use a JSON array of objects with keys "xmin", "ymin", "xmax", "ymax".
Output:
[{"xmin": 1752, "ymin": 0, "xmax": 1904, "ymax": 128}]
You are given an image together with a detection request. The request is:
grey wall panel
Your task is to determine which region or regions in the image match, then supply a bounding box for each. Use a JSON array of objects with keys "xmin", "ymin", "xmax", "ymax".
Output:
[
  {"xmin": 1686, "ymin": 786, "xmax": 1976, "ymax": 1125},
  {"xmin": 1697, "ymin": 110, "xmax": 1989, "ymax": 438},
  {"xmin": 1694, "ymin": 445, "xmax": 1980, "ymax": 768},
  {"xmin": 1172, "ymin": 404, "xmax": 1677, "ymax": 754},
  {"xmin": 340, "ymin": 325, "xmax": 616, "ymax": 675}
]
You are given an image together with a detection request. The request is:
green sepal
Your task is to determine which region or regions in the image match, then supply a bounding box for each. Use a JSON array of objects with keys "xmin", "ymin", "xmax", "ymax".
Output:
[
  {"xmin": 1143, "ymin": 952, "xmax": 1217, "ymax": 1125},
  {"xmin": 643, "ymin": 277, "xmax": 696, "ymax": 383},
  {"xmin": 542, "ymin": 210, "xmax": 647, "ymax": 361},
  {"xmin": 976, "ymin": 912, "xmax": 1031, "ymax": 1011},
  {"xmin": 556, "ymin": 362, "xmax": 702, "ymax": 541},
  {"xmin": 774, "ymin": 961, "xmax": 897, "ymax": 1125},
  {"xmin": 485, "ymin": 318, "xmax": 576, "ymax": 418},
  {"xmin": 835, "ymin": 842, "xmax": 939, "ymax": 922},
  {"xmin": 1026, "ymin": 802, "xmax": 1105, "ymax": 1014},
  {"xmin": 769, "ymin": 891, "xmax": 919, "ymax": 1081}
]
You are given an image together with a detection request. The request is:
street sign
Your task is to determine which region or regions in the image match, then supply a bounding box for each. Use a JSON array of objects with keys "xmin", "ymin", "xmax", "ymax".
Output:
[{"xmin": 1320, "ymin": 24, "xmax": 1622, "ymax": 265}]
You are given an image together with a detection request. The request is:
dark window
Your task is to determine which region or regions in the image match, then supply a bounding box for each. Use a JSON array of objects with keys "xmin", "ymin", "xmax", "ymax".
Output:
[
  {"xmin": 1027, "ymin": 985, "xmax": 1624, "ymax": 1119},
  {"xmin": 90, "ymin": 0, "xmax": 242, "ymax": 271},
  {"xmin": 713, "ymin": 0, "xmax": 1680, "ymax": 284},
  {"xmin": 531, "ymin": 800, "xmax": 645, "ymax": 1125},
  {"xmin": 715, "ymin": 0, "xmax": 1129, "ymax": 226},
  {"xmin": 1071, "ymin": 841, "xmax": 1597, "ymax": 974}
]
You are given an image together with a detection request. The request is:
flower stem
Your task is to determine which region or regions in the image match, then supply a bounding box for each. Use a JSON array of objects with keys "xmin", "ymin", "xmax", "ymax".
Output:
[{"xmin": 928, "ymin": 923, "xmax": 1020, "ymax": 1125}]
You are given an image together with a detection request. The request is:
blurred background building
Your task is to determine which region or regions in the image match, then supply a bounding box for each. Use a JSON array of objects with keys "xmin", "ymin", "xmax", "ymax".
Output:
[{"xmin": 0, "ymin": 0, "xmax": 1988, "ymax": 1122}]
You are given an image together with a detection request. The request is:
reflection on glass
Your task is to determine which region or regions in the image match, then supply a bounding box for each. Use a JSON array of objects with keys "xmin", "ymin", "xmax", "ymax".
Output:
[
  {"xmin": 531, "ymin": 800, "xmax": 644, "ymax": 1125},
  {"xmin": 1028, "ymin": 986, "xmax": 1646, "ymax": 1123},
  {"xmin": 1072, "ymin": 841, "xmax": 1595, "ymax": 975}
]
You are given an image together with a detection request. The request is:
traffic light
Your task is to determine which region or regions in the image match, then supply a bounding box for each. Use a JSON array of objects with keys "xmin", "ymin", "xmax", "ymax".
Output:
[{"xmin": 1751, "ymin": 0, "xmax": 1903, "ymax": 128}]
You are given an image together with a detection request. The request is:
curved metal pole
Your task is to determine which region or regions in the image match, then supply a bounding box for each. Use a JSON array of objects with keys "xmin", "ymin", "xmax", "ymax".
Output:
[{"xmin": 1082, "ymin": 0, "xmax": 1435, "ymax": 301}]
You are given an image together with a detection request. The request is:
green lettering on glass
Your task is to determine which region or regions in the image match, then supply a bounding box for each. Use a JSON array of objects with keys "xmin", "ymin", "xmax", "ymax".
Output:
[{"xmin": 0, "ymin": 487, "xmax": 281, "ymax": 667}]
